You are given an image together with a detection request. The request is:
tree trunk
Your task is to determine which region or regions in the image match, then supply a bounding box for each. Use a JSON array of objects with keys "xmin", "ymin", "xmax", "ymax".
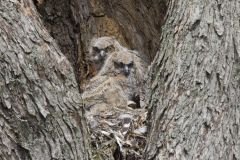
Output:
[
  {"xmin": 2, "ymin": 0, "xmax": 239, "ymax": 159},
  {"xmin": 35, "ymin": 0, "xmax": 166, "ymax": 87},
  {"xmin": 0, "ymin": 0, "xmax": 90, "ymax": 159},
  {"xmin": 145, "ymin": 0, "xmax": 240, "ymax": 159}
]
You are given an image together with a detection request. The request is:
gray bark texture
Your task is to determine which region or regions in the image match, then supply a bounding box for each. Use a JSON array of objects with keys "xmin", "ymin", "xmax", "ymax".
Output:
[
  {"xmin": 0, "ymin": 0, "xmax": 90, "ymax": 159},
  {"xmin": 2, "ymin": 0, "xmax": 239, "ymax": 159},
  {"xmin": 145, "ymin": 0, "xmax": 240, "ymax": 159},
  {"xmin": 35, "ymin": 0, "xmax": 166, "ymax": 85}
]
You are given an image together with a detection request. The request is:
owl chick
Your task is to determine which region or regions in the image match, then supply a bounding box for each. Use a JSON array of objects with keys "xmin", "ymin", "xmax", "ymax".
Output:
[
  {"xmin": 82, "ymin": 49, "xmax": 147, "ymax": 132},
  {"xmin": 88, "ymin": 36, "xmax": 125, "ymax": 76},
  {"xmin": 98, "ymin": 50, "xmax": 147, "ymax": 80},
  {"xmin": 82, "ymin": 75, "xmax": 130, "ymax": 109},
  {"xmin": 97, "ymin": 50, "xmax": 147, "ymax": 108}
]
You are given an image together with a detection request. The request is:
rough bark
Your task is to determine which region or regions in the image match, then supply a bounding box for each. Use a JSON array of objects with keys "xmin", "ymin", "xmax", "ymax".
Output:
[
  {"xmin": 0, "ymin": 0, "xmax": 90, "ymax": 159},
  {"xmin": 99, "ymin": 0, "xmax": 166, "ymax": 60},
  {"xmin": 4, "ymin": 0, "xmax": 239, "ymax": 159},
  {"xmin": 35, "ymin": 0, "xmax": 166, "ymax": 87},
  {"xmin": 146, "ymin": 0, "xmax": 240, "ymax": 159}
]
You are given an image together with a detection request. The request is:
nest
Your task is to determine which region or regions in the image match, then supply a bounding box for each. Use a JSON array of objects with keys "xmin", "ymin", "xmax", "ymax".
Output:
[{"xmin": 84, "ymin": 105, "xmax": 147, "ymax": 160}]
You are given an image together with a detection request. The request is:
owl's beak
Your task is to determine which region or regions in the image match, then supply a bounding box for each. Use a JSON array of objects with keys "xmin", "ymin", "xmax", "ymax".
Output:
[
  {"xmin": 100, "ymin": 50, "xmax": 106, "ymax": 58},
  {"xmin": 124, "ymin": 65, "xmax": 130, "ymax": 76}
]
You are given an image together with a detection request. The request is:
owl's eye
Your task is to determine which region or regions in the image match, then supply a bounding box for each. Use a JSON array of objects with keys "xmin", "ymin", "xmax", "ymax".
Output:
[
  {"xmin": 105, "ymin": 45, "xmax": 114, "ymax": 52},
  {"xmin": 113, "ymin": 61, "xmax": 124, "ymax": 68},
  {"xmin": 92, "ymin": 47, "xmax": 100, "ymax": 53},
  {"xmin": 119, "ymin": 62, "xmax": 124, "ymax": 66},
  {"xmin": 128, "ymin": 61, "xmax": 134, "ymax": 67}
]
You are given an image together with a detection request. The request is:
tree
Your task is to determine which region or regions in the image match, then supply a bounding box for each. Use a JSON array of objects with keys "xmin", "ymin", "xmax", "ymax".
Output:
[
  {"xmin": 145, "ymin": 0, "xmax": 240, "ymax": 159},
  {"xmin": 34, "ymin": 0, "xmax": 166, "ymax": 83},
  {"xmin": 2, "ymin": 0, "xmax": 239, "ymax": 159},
  {"xmin": 0, "ymin": 1, "xmax": 90, "ymax": 159}
]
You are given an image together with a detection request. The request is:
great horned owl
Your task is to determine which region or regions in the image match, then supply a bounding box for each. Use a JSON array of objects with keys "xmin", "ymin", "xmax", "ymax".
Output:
[
  {"xmin": 83, "ymin": 39, "xmax": 148, "ymax": 154},
  {"xmin": 82, "ymin": 74, "xmax": 130, "ymax": 108},
  {"xmin": 87, "ymin": 37, "xmax": 125, "ymax": 76},
  {"xmin": 114, "ymin": 51, "xmax": 146, "ymax": 107},
  {"xmin": 98, "ymin": 50, "xmax": 147, "ymax": 80},
  {"xmin": 86, "ymin": 50, "xmax": 147, "ymax": 108}
]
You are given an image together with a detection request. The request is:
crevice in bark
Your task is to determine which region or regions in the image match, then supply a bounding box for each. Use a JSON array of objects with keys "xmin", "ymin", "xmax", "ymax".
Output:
[
  {"xmin": 30, "ymin": 0, "xmax": 168, "ymax": 159},
  {"xmin": 0, "ymin": 1, "xmax": 91, "ymax": 159},
  {"xmin": 16, "ymin": 144, "xmax": 32, "ymax": 160},
  {"xmin": 145, "ymin": 0, "xmax": 240, "ymax": 159},
  {"xmin": 32, "ymin": 0, "xmax": 167, "ymax": 91},
  {"xmin": 32, "ymin": 0, "xmax": 82, "ymax": 89}
]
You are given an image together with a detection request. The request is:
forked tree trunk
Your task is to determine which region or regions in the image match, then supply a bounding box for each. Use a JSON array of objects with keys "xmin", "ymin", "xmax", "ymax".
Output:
[
  {"xmin": 1, "ymin": 0, "xmax": 240, "ymax": 159},
  {"xmin": 145, "ymin": 0, "xmax": 240, "ymax": 159},
  {"xmin": 35, "ymin": 0, "xmax": 166, "ymax": 85},
  {"xmin": 0, "ymin": 1, "xmax": 90, "ymax": 159}
]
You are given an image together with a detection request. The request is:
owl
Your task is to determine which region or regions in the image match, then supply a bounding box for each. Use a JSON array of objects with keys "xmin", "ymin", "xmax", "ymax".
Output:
[
  {"xmin": 82, "ymin": 75, "xmax": 130, "ymax": 108},
  {"xmin": 83, "ymin": 40, "xmax": 148, "ymax": 155},
  {"xmin": 87, "ymin": 36, "xmax": 125, "ymax": 76},
  {"xmin": 98, "ymin": 50, "xmax": 147, "ymax": 82},
  {"xmin": 84, "ymin": 50, "xmax": 147, "ymax": 109}
]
